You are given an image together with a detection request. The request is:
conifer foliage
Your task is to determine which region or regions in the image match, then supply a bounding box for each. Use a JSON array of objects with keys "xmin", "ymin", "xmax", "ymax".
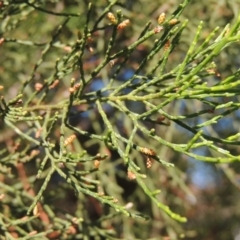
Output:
[{"xmin": 1, "ymin": 0, "xmax": 240, "ymax": 239}]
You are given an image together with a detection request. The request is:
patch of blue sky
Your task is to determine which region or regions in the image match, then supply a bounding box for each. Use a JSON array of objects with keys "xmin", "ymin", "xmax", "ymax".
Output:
[
  {"xmin": 90, "ymin": 78, "xmax": 108, "ymax": 96},
  {"xmin": 234, "ymin": 109, "xmax": 240, "ymax": 118},
  {"xmin": 187, "ymin": 148, "xmax": 220, "ymax": 189},
  {"xmin": 214, "ymin": 117, "xmax": 234, "ymax": 133},
  {"xmin": 117, "ymin": 68, "xmax": 135, "ymax": 82},
  {"xmin": 89, "ymin": 78, "xmax": 113, "ymax": 113},
  {"xmin": 117, "ymin": 68, "xmax": 143, "ymax": 94}
]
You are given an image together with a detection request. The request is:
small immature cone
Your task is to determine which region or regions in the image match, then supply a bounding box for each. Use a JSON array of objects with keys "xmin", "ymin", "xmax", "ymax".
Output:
[
  {"xmin": 69, "ymin": 87, "xmax": 75, "ymax": 93},
  {"xmin": 139, "ymin": 147, "xmax": 156, "ymax": 156},
  {"xmin": 69, "ymin": 83, "xmax": 81, "ymax": 93},
  {"xmin": 164, "ymin": 40, "xmax": 171, "ymax": 51},
  {"xmin": 117, "ymin": 19, "xmax": 130, "ymax": 30},
  {"xmin": 35, "ymin": 128, "xmax": 43, "ymax": 138},
  {"xmin": 154, "ymin": 26, "xmax": 163, "ymax": 34},
  {"xmin": 33, "ymin": 205, "xmax": 39, "ymax": 216},
  {"xmin": 66, "ymin": 225, "xmax": 77, "ymax": 235},
  {"xmin": 30, "ymin": 150, "xmax": 40, "ymax": 158},
  {"xmin": 64, "ymin": 134, "xmax": 76, "ymax": 146},
  {"xmin": 168, "ymin": 18, "xmax": 179, "ymax": 25},
  {"xmin": 109, "ymin": 60, "xmax": 115, "ymax": 67},
  {"xmin": 49, "ymin": 79, "xmax": 59, "ymax": 89},
  {"xmin": 158, "ymin": 13, "xmax": 166, "ymax": 25},
  {"xmin": 34, "ymin": 83, "xmax": 43, "ymax": 91},
  {"xmin": 73, "ymin": 83, "xmax": 81, "ymax": 91},
  {"xmin": 28, "ymin": 231, "xmax": 38, "ymax": 236},
  {"xmin": 157, "ymin": 116, "xmax": 166, "ymax": 122},
  {"xmin": 94, "ymin": 160, "xmax": 100, "ymax": 169},
  {"xmin": 107, "ymin": 12, "xmax": 117, "ymax": 24},
  {"xmin": 224, "ymin": 28, "xmax": 230, "ymax": 36},
  {"xmin": 207, "ymin": 68, "xmax": 221, "ymax": 77},
  {"xmin": 0, "ymin": 194, "xmax": 5, "ymax": 200},
  {"xmin": 128, "ymin": 170, "xmax": 136, "ymax": 180},
  {"xmin": 146, "ymin": 157, "xmax": 153, "ymax": 168},
  {"xmin": 63, "ymin": 46, "xmax": 72, "ymax": 52}
]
